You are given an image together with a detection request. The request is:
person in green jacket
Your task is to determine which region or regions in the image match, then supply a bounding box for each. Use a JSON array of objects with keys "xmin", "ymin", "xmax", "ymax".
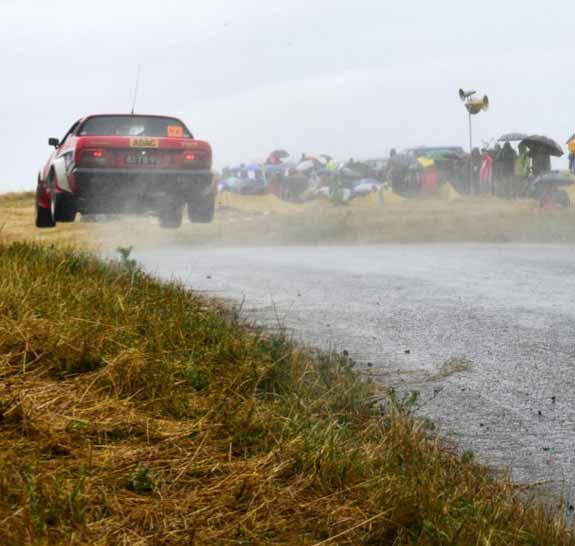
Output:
[{"xmin": 513, "ymin": 143, "xmax": 531, "ymax": 197}]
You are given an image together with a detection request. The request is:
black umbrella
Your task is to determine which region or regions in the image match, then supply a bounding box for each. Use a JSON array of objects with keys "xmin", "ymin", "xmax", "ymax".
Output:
[
  {"xmin": 520, "ymin": 135, "xmax": 564, "ymax": 157},
  {"xmin": 270, "ymin": 149, "xmax": 290, "ymax": 159},
  {"xmin": 498, "ymin": 132, "xmax": 528, "ymax": 142}
]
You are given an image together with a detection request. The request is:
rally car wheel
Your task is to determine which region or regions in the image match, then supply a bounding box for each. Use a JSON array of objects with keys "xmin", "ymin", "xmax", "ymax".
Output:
[
  {"xmin": 35, "ymin": 188, "xmax": 55, "ymax": 228},
  {"xmin": 54, "ymin": 193, "xmax": 77, "ymax": 223},
  {"xmin": 159, "ymin": 203, "xmax": 184, "ymax": 229},
  {"xmin": 187, "ymin": 193, "xmax": 215, "ymax": 223}
]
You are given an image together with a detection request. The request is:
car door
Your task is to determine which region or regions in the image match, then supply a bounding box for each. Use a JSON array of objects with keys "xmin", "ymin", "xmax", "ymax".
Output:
[{"xmin": 45, "ymin": 120, "xmax": 81, "ymax": 192}]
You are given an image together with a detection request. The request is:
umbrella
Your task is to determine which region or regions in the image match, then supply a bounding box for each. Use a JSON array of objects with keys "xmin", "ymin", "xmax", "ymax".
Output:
[
  {"xmin": 529, "ymin": 171, "xmax": 574, "ymax": 197},
  {"xmin": 320, "ymin": 154, "xmax": 333, "ymax": 161},
  {"xmin": 271, "ymin": 149, "xmax": 289, "ymax": 159},
  {"xmin": 520, "ymin": 135, "xmax": 564, "ymax": 157},
  {"xmin": 218, "ymin": 176, "xmax": 242, "ymax": 190},
  {"xmin": 339, "ymin": 167, "xmax": 362, "ymax": 179},
  {"xmin": 498, "ymin": 132, "xmax": 529, "ymax": 143},
  {"xmin": 306, "ymin": 155, "xmax": 327, "ymax": 166},
  {"xmin": 352, "ymin": 178, "xmax": 382, "ymax": 193},
  {"xmin": 533, "ymin": 171, "xmax": 575, "ymax": 188},
  {"xmin": 295, "ymin": 160, "xmax": 315, "ymax": 172}
]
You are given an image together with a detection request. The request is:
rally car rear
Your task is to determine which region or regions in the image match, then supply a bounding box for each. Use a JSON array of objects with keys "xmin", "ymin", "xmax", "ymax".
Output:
[{"xmin": 36, "ymin": 114, "xmax": 215, "ymax": 228}]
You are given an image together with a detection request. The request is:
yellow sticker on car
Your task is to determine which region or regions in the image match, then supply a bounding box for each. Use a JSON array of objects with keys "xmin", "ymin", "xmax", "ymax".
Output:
[{"xmin": 130, "ymin": 138, "xmax": 159, "ymax": 148}]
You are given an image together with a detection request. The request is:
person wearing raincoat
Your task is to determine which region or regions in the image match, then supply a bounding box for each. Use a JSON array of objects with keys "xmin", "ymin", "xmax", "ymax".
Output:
[
  {"xmin": 530, "ymin": 147, "xmax": 551, "ymax": 178},
  {"xmin": 479, "ymin": 150, "xmax": 494, "ymax": 195},
  {"xmin": 470, "ymin": 148, "xmax": 482, "ymax": 194},
  {"xmin": 515, "ymin": 144, "xmax": 530, "ymax": 177},
  {"xmin": 514, "ymin": 143, "xmax": 531, "ymax": 197},
  {"xmin": 499, "ymin": 143, "xmax": 517, "ymax": 178},
  {"xmin": 495, "ymin": 143, "xmax": 516, "ymax": 197},
  {"xmin": 569, "ymin": 141, "xmax": 575, "ymax": 174}
]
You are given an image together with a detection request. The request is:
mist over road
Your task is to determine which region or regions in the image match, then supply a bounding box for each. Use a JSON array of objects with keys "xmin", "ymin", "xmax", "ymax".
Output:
[{"xmin": 135, "ymin": 243, "xmax": 575, "ymax": 505}]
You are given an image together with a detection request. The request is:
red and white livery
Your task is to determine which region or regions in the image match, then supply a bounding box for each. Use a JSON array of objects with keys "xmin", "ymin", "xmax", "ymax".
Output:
[{"xmin": 36, "ymin": 114, "xmax": 215, "ymax": 228}]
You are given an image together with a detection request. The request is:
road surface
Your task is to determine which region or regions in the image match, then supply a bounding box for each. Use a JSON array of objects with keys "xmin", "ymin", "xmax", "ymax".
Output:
[{"xmin": 135, "ymin": 243, "xmax": 575, "ymax": 507}]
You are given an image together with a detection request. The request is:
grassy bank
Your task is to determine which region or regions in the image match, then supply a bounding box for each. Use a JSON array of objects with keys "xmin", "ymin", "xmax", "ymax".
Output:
[{"xmin": 0, "ymin": 241, "xmax": 573, "ymax": 545}]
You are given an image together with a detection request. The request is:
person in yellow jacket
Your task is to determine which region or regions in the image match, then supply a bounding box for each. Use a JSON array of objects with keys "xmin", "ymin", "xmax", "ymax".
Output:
[{"xmin": 569, "ymin": 140, "xmax": 575, "ymax": 174}]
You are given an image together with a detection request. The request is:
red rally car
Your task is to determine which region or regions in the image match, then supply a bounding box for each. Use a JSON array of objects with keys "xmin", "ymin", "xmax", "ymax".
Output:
[{"xmin": 36, "ymin": 114, "xmax": 215, "ymax": 228}]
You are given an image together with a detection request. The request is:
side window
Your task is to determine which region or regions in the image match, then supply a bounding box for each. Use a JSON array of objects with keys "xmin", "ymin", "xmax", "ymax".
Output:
[{"xmin": 60, "ymin": 120, "xmax": 81, "ymax": 145}]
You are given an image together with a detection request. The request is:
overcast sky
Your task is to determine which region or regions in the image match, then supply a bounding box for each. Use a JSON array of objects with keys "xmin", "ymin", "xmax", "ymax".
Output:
[{"xmin": 1, "ymin": 0, "xmax": 573, "ymax": 192}]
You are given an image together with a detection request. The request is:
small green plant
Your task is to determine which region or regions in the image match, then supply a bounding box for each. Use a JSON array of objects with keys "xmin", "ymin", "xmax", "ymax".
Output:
[
  {"xmin": 67, "ymin": 419, "xmax": 90, "ymax": 431},
  {"xmin": 116, "ymin": 245, "xmax": 137, "ymax": 271},
  {"xmin": 127, "ymin": 466, "xmax": 155, "ymax": 494},
  {"xmin": 387, "ymin": 388, "xmax": 420, "ymax": 415},
  {"xmin": 184, "ymin": 365, "xmax": 210, "ymax": 391},
  {"xmin": 462, "ymin": 449, "xmax": 475, "ymax": 464},
  {"xmin": 22, "ymin": 472, "xmax": 87, "ymax": 536}
]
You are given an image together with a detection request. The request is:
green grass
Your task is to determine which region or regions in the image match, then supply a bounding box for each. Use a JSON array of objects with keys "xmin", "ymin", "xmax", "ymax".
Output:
[{"xmin": 0, "ymin": 241, "xmax": 573, "ymax": 545}]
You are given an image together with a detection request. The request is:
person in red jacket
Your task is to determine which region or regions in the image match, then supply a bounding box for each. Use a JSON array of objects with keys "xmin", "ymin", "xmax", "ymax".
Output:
[{"xmin": 480, "ymin": 149, "xmax": 494, "ymax": 195}]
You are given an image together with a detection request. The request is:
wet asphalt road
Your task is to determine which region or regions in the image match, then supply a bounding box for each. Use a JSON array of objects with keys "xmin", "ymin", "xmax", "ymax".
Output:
[{"xmin": 134, "ymin": 244, "xmax": 575, "ymax": 505}]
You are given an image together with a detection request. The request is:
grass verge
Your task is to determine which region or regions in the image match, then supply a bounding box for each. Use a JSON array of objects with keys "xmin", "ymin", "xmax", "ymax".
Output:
[
  {"xmin": 3, "ymin": 193, "xmax": 575, "ymax": 251},
  {"xmin": 0, "ymin": 241, "xmax": 573, "ymax": 545}
]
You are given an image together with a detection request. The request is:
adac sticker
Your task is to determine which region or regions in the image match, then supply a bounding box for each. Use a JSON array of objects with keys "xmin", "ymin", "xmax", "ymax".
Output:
[
  {"xmin": 167, "ymin": 125, "xmax": 184, "ymax": 138},
  {"xmin": 130, "ymin": 138, "xmax": 159, "ymax": 148}
]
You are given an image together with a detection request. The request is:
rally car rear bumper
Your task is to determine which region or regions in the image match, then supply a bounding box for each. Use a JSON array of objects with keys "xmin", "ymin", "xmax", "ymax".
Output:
[{"xmin": 71, "ymin": 167, "xmax": 213, "ymax": 214}]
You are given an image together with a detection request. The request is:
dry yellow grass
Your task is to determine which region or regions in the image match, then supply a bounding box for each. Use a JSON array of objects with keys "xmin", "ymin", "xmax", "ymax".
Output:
[
  {"xmin": 0, "ymin": 192, "xmax": 90, "ymax": 247},
  {"xmin": 3, "ymin": 192, "xmax": 575, "ymax": 251}
]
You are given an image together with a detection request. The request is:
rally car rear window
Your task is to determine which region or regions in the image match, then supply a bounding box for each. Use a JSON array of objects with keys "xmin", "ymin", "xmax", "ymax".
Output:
[{"xmin": 78, "ymin": 116, "xmax": 192, "ymax": 138}]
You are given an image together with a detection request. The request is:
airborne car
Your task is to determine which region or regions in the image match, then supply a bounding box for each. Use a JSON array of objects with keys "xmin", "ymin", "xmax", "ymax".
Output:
[{"xmin": 36, "ymin": 114, "xmax": 214, "ymax": 228}]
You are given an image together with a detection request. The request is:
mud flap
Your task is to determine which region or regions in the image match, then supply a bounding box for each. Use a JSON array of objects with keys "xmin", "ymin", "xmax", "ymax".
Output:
[{"xmin": 37, "ymin": 173, "xmax": 52, "ymax": 209}]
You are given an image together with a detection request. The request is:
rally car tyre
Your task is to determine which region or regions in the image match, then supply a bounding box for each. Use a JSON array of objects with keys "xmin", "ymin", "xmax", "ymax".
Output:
[
  {"xmin": 35, "ymin": 188, "xmax": 55, "ymax": 228},
  {"xmin": 187, "ymin": 193, "xmax": 215, "ymax": 223},
  {"xmin": 54, "ymin": 193, "xmax": 77, "ymax": 223},
  {"xmin": 159, "ymin": 203, "xmax": 184, "ymax": 229}
]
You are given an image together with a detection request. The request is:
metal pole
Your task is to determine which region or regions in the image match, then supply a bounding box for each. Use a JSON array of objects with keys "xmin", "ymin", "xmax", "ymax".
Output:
[{"xmin": 468, "ymin": 111, "xmax": 473, "ymax": 194}]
